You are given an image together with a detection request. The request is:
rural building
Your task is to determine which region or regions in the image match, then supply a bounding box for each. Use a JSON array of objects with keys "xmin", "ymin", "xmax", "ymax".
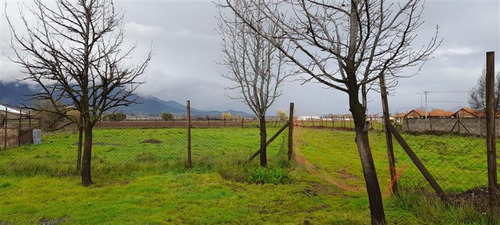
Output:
[
  {"xmin": 393, "ymin": 113, "xmax": 406, "ymax": 123},
  {"xmin": 0, "ymin": 104, "xmax": 25, "ymax": 127},
  {"xmin": 427, "ymin": 109, "xmax": 454, "ymax": 118},
  {"xmin": 405, "ymin": 109, "xmax": 425, "ymax": 118},
  {"xmin": 297, "ymin": 116, "xmax": 321, "ymax": 121},
  {"xmin": 454, "ymin": 108, "xmax": 484, "ymax": 118}
]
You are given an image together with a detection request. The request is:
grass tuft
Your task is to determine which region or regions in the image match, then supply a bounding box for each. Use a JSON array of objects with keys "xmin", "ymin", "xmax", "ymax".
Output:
[{"xmin": 247, "ymin": 167, "xmax": 291, "ymax": 184}]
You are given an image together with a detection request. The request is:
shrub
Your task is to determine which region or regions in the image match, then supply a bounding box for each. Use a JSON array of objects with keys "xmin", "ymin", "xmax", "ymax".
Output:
[
  {"xmin": 247, "ymin": 167, "xmax": 291, "ymax": 184},
  {"xmin": 107, "ymin": 112, "xmax": 126, "ymax": 121},
  {"xmin": 161, "ymin": 112, "xmax": 173, "ymax": 121},
  {"xmin": 221, "ymin": 112, "xmax": 233, "ymax": 120},
  {"xmin": 276, "ymin": 109, "xmax": 289, "ymax": 121}
]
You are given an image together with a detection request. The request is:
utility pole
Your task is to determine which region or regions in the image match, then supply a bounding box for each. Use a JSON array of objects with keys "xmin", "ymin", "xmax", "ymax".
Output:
[{"xmin": 418, "ymin": 91, "xmax": 429, "ymax": 118}]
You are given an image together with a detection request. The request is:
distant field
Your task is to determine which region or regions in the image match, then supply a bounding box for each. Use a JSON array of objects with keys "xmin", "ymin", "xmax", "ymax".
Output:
[{"xmin": 0, "ymin": 127, "xmax": 496, "ymax": 224}]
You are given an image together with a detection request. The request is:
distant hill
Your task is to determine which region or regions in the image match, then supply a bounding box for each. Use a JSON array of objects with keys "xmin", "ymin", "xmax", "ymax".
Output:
[
  {"xmin": 119, "ymin": 95, "xmax": 253, "ymax": 117},
  {"xmin": 0, "ymin": 82, "xmax": 253, "ymax": 117},
  {"xmin": 0, "ymin": 82, "xmax": 34, "ymax": 106}
]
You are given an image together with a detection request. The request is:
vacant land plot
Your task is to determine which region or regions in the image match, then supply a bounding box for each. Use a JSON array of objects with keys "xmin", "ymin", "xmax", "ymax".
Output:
[{"xmin": 0, "ymin": 127, "xmax": 496, "ymax": 224}]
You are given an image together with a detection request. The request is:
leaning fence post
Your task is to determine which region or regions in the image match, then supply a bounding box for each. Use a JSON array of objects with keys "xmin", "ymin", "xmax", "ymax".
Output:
[
  {"xmin": 379, "ymin": 72, "xmax": 399, "ymax": 195},
  {"xmin": 288, "ymin": 103, "xmax": 294, "ymax": 160},
  {"xmin": 485, "ymin": 51, "xmax": 498, "ymax": 217},
  {"xmin": 187, "ymin": 100, "xmax": 192, "ymax": 167},
  {"xmin": 388, "ymin": 123, "xmax": 448, "ymax": 202}
]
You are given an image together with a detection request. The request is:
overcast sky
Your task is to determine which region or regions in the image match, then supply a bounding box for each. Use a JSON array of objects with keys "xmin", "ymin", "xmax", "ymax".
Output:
[{"xmin": 1, "ymin": 0, "xmax": 499, "ymax": 116}]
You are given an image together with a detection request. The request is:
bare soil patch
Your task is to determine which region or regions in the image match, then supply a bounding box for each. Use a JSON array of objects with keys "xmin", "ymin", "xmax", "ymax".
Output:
[
  {"xmin": 449, "ymin": 187, "xmax": 500, "ymax": 212},
  {"xmin": 338, "ymin": 169, "xmax": 359, "ymax": 180},
  {"xmin": 141, "ymin": 139, "xmax": 162, "ymax": 144}
]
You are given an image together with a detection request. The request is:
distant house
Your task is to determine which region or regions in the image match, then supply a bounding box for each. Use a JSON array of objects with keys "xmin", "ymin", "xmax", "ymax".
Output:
[
  {"xmin": 427, "ymin": 109, "xmax": 454, "ymax": 118},
  {"xmin": 297, "ymin": 116, "xmax": 321, "ymax": 121},
  {"xmin": 0, "ymin": 104, "xmax": 24, "ymax": 115},
  {"xmin": 454, "ymin": 108, "xmax": 484, "ymax": 118},
  {"xmin": 405, "ymin": 109, "xmax": 425, "ymax": 118},
  {"xmin": 0, "ymin": 104, "xmax": 25, "ymax": 127},
  {"xmin": 393, "ymin": 113, "xmax": 406, "ymax": 123}
]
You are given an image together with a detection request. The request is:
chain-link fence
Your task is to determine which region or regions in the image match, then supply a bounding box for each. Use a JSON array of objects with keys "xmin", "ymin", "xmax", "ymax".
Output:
[
  {"xmin": 0, "ymin": 124, "xmax": 291, "ymax": 180},
  {"xmin": 0, "ymin": 101, "xmax": 293, "ymax": 184},
  {"xmin": 393, "ymin": 131, "xmax": 489, "ymax": 193},
  {"xmin": 296, "ymin": 115, "xmax": 384, "ymax": 131}
]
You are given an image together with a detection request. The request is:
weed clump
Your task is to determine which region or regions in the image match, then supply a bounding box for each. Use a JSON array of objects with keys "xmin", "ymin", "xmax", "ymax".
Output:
[{"xmin": 247, "ymin": 167, "xmax": 291, "ymax": 184}]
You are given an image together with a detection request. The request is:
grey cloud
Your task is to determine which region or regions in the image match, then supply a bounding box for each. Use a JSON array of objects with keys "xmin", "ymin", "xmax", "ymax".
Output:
[{"xmin": 1, "ymin": 0, "xmax": 498, "ymax": 116}]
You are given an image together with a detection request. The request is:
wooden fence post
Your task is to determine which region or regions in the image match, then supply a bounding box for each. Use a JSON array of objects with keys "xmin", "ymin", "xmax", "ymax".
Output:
[
  {"xmin": 28, "ymin": 111, "xmax": 32, "ymax": 144},
  {"xmin": 388, "ymin": 124, "xmax": 448, "ymax": 202},
  {"xmin": 3, "ymin": 107, "xmax": 7, "ymax": 150},
  {"xmin": 187, "ymin": 100, "xmax": 192, "ymax": 167},
  {"xmin": 379, "ymin": 73, "xmax": 399, "ymax": 195},
  {"xmin": 18, "ymin": 108, "xmax": 22, "ymax": 146},
  {"xmin": 241, "ymin": 117, "xmax": 244, "ymax": 128},
  {"xmin": 485, "ymin": 51, "xmax": 498, "ymax": 217},
  {"xmin": 288, "ymin": 103, "xmax": 294, "ymax": 160}
]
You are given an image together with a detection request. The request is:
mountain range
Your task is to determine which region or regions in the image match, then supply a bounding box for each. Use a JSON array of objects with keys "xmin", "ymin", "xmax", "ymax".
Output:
[{"xmin": 0, "ymin": 82, "xmax": 253, "ymax": 117}]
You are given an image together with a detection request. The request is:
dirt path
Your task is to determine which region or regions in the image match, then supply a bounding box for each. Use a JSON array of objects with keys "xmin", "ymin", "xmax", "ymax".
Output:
[{"xmin": 293, "ymin": 126, "xmax": 364, "ymax": 193}]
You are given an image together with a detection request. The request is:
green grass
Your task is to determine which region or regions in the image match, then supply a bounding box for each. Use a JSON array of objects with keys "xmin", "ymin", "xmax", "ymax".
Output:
[
  {"xmin": 0, "ymin": 126, "xmax": 497, "ymax": 224},
  {"xmin": 297, "ymin": 127, "xmax": 498, "ymax": 224}
]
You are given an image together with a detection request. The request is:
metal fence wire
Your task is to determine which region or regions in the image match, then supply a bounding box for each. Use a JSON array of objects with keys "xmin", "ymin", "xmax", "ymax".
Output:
[
  {"xmin": 394, "ymin": 131, "xmax": 488, "ymax": 193},
  {"xmin": 0, "ymin": 118, "xmax": 290, "ymax": 179}
]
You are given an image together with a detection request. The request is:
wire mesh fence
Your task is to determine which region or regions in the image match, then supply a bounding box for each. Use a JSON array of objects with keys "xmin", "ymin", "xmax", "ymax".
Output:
[
  {"xmin": 295, "ymin": 116, "xmax": 385, "ymax": 131},
  {"xmin": 393, "ymin": 131, "xmax": 489, "ymax": 193},
  {"xmin": 0, "ymin": 119, "xmax": 291, "ymax": 182}
]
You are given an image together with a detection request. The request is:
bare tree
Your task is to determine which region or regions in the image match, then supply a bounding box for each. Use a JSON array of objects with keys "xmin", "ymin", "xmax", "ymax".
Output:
[
  {"xmin": 469, "ymin": 68, "xmax": 500, "ymax": 111},
  {"xmin": 217, "ymin": 0, "xmax": 292, "ymax": 167},
  {"xmin": 225, "ymin": 0, "xmax": 440, "ymax": 224},
  {"xmin": 7, "ymin": 0, "xmax": 152, "ymax": 186}
]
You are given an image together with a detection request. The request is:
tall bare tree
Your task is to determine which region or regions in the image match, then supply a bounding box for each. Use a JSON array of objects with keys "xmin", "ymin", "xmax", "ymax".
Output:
[
  {"xmin": 469, "ymin": 68, "xmax": 500, "ymax": 111},
  {"xmin": 217, "ymin": 1, "xmax": 291, "ymax": 167},
  {"xmin": 225, "ymin": 0, "xmax": 440, "ymax": 224},
  {"xmin": 7, "ymin": 0, "xmax": 151, "ymax": 186}
]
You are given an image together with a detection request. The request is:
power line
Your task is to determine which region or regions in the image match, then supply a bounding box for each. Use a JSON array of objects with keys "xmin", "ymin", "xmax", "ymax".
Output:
[{"xmin": 427, "ymin": 101, "xmax": 469, "ymax": 104}]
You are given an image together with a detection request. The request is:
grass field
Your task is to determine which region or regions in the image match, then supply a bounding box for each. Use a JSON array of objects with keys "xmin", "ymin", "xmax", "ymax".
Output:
[{"xmin": 0, "ymin": 126, "xmax": 497, "ymax": 224}]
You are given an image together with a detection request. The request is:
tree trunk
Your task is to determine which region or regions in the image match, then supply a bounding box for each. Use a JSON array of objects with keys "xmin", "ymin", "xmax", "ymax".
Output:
[
  {"xmin": 350, "ymin": 96, "xmax": 386, "ymax": 225},
  {"xmin": 81, "ymin": 125, "xmax": 93, "ymax": 186},
  {"xmin": 259, "ymin": 117, "xmax": 267, "ymax": 167}
]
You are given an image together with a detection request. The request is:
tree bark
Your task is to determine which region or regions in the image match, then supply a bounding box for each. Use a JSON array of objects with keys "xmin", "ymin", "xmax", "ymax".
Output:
[
  {"xmin": 349, "ymin": 93, "xmax": 386, "ymax": 225},
  {"xmin": 81, "ymin": 125, "xmax": 93, "ymax": 186},
  {"xmin": 259, "ymin": 117, "xmax": 267, "ymax": 167}
]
